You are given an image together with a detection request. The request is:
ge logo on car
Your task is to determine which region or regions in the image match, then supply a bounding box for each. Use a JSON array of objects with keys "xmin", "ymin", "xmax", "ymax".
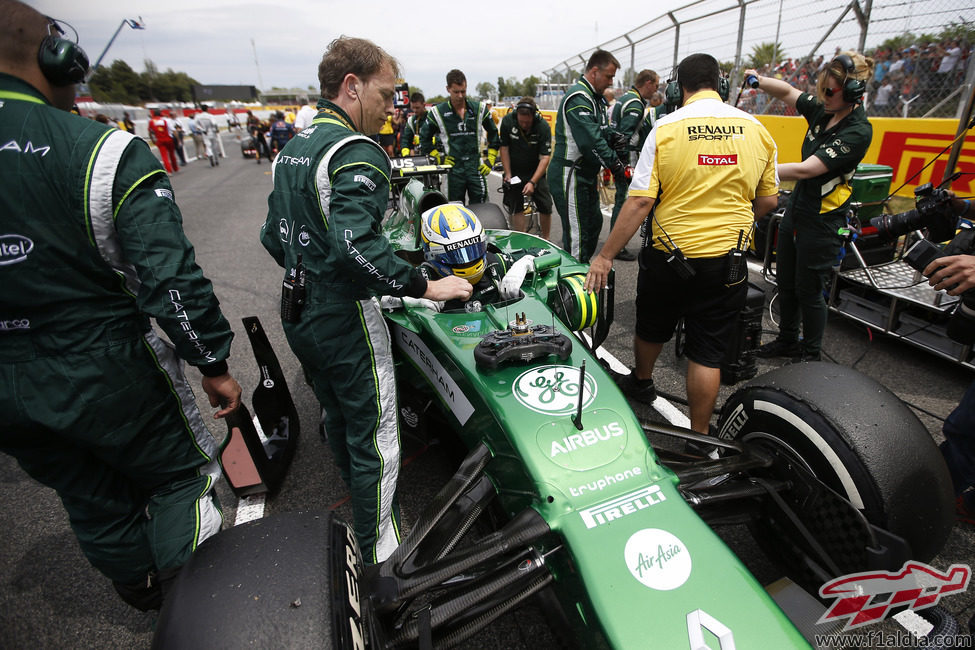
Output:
[{"xmin": 513, "ymin": 365, "xmax": 597, "ymax": 415}]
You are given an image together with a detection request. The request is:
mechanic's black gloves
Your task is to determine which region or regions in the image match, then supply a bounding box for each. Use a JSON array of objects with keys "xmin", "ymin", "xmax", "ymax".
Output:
[{"xmin": 609, "ymin": 159, "xmax": 629, "ymax": 186}]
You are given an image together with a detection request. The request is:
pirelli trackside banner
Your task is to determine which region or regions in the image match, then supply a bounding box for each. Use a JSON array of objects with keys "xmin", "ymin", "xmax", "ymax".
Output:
[
  {"xmin": 493, "ymin": 108, "xmax": 973, "ymax": 199},
  {"xmin": 758, "ymin": 116, "xmax": 975, "ymax": 198}
]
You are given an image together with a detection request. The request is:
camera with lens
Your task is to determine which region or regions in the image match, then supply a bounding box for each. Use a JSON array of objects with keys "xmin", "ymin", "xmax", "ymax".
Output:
[
  {"xmin": 872, "ymin": 184, "xmax": 975, "ymax": 345},
  {"xmin": 902, "ymin": 230, "xmax": 975, "ymax": 345},
  {"xmin": 869, "ymin": 183, "xmax": 957, "ymax": 243}
]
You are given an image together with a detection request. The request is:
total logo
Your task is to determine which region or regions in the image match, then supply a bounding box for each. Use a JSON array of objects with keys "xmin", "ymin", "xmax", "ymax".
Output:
[
  {"xmin": 0, "ymin": 234, "xmax": 34, "ymax": 266},
  {"xmin": 624, "ymin": 528, "xmax": 692, "ymax": 591},
  {"xmin": 514, "ymin": 365, "xmax": 596, "ymax": 416}
]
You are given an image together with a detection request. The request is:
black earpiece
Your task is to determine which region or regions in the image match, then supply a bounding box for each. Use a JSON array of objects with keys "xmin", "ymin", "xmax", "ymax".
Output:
[
  {"xmin": 718, "ymin": 76, "xmax": 731, "ymax": 102},
  {"xmin": 833, "ymin": 54, "xmax": 865, "ymax": 104},
  {"xmin": 37, "ymin": 20, "xmax": 89, "ymax": 86},
  {"xmin": 664, "ymin": 67, "xmax": 682, "ymax": 111}
]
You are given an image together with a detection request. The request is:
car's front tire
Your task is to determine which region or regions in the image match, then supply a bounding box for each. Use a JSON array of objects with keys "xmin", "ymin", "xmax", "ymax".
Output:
[
  {"xmin": 152, "ymin": 510, "xmax": 367, "ymax": 649},
  {"xmin": 717, "ymin": 362, "xmax": 953, "ymax": 575}
]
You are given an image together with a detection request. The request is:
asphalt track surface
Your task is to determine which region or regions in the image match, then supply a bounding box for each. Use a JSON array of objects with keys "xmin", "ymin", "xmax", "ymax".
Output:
[{"xmin": 1, "ymin": 134, "xmax": 973, "ymax": 649}]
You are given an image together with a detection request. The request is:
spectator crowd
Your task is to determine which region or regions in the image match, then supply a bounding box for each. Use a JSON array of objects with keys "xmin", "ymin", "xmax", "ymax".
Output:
[{"xmin": 739, "ymin": 38, "xmax": 970, "ymax": 117}]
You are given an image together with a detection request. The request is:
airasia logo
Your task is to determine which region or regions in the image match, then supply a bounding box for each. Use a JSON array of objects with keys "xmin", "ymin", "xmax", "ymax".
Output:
[{"xmin": 698, "ymin": 154, "xmax": 737, "ymax": 166}]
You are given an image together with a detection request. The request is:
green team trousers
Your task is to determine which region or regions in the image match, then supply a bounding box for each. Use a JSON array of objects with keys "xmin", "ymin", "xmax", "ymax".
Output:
[{"xmin": 0, "ymin": 331, "xmax": 223, "ymax": 585}]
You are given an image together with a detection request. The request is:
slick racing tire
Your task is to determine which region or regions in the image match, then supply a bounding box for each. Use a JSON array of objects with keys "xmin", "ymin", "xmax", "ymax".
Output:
[
  {"xmin": 468, "ymin": 201, "xmax": 509, "ymax": 231},
  {"xmin": 716, "ymin": 362, "xmax": 953, "ymax": 567},
  {"xmin": 152, "ymin": 511, "xmax": 367, "ymax": 650},
  {"xmin": 917, "ymin": 606, "xmax": 962, "ymax": 649}
]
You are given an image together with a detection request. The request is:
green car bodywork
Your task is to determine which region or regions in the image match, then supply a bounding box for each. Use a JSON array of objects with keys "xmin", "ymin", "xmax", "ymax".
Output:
[{"xmin": 381, "ymin": 176, "xmax": 811, "ymax": 649}]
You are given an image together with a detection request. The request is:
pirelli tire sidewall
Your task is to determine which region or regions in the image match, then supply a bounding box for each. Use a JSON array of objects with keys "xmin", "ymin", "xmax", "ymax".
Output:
[
  {"xmin": 152, "ymin": 510, "xmax": 368, "ymax": 650},
  {"xmin": 716, "ymin": 361, "xmax": 954, "ymax": 563}
]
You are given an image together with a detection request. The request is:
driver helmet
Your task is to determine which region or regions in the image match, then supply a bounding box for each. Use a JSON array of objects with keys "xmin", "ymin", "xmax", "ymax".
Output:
[{"xmin": 420, "ymin": 203, "xmax": 487, "ymax": 284}]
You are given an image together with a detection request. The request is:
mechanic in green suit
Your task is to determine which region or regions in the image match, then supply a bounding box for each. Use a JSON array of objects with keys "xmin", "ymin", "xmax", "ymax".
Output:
[
  {"xmin": 748, "ymin": 52, "xmax": 874, "ymax": 362},
  {"xmin": 419, "ymin": 68, "xmax": 500, "ymax": 204},
  {"xmin": 0, "ymin": 0, "xmax": 242, "ymax": 610},
  {"xmin": 548, "ymin": 50, "xmax": 628, "ymax": 262},
  {"xmin": 260, "ymin": 37, "xmax": 471, "ymax": 563},
  {"xmin": 400, "ymin": 91, "xmax": 429, "ymax": 156},
  {"xmin": 609, "ymin": 69, "xmax": 659, "ymax": 261}
]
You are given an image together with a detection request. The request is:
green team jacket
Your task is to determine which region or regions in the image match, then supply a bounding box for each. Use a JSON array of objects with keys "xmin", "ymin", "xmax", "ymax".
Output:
[
  {"xmin": 0, "ymin": 73, "xmax": 232, "ymax": 371},
  {"xmin": 400, "ymin": 111, "xmax": 428, "ymax": 153},
  {"xmin": 419, "ymin": 98, "xmax": 500, "ymax": 168},
  {"xmin": 551, "ymin": 76, "xmax": 621, "ymax": 176},
  {"xmin": 787, "ymin": 93, "xmax": 873, "ymax": 243},
  {"xmin": 610, "ymin": 87, "xmax": 647, "ymax": 166},
  {"xmin": 261, "ymin": 100, "xmax": 427, "ymax": 304},
  {"xmin": 637, "ymin": 104, "xmax": 666, "ymax": 152}
]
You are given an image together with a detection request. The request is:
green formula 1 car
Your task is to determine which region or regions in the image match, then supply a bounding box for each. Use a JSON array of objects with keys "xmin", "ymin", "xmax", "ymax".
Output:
[{"xmin": 153, "ymin": 158, "xmax": 955, "ymax": 650}]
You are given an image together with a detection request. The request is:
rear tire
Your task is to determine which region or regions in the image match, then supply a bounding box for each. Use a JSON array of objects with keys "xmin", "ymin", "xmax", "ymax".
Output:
[
  {"xmin": 717, "ymin": 362, "xmax": 953, "ymax": 566},
  {"xmin": 468, "ymin": 201, "xmax": 508, "ymax": 230},
  {"xmin": 152, "ymin": 511, "xmax": 366, "ymax": 650}
]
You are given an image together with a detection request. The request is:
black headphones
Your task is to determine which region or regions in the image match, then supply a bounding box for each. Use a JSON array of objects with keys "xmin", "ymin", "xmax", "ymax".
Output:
[
  {"xmin": 37, "ymin": 19, "xmax": 89, "ymax": 86},
  {"xmin": 514, "ymin": 100, "xmax": 539, "ymax": 122},
  {"xmin": 832, "ymin": 54, "xmax": 865, "ymax": 104},
  {"xmin": 718, "ymin": 76, "xmax": 731, "ymax": 102},
  {"xmin": 664, "ymin": 69, "xmax": 730, "ymax": 109},
  {"xmin": 664, "ymin": 67, "xmax": 682, "ymax": 111}
]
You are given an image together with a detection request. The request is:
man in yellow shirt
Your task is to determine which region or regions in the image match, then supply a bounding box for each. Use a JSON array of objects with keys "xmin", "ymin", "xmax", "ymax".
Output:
[
  {"xmin": 585, "ymin": 53, "xmax": 779, "ymax": 435},
  {"xmin": 378, "ymin": 114, "xmax": 396, "ymax": 157}
]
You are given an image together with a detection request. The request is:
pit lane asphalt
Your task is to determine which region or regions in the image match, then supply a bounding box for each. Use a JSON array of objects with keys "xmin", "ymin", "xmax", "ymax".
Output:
[{"xmin": 1, "ymin": 138, "xmax": 973, "ymax": 649}]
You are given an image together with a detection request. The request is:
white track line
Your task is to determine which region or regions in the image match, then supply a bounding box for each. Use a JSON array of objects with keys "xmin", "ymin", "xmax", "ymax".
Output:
[
  {"xmin": 582, "ymin": 333, "xmax": 691, "ymax": 429},
  {"xmin": 232, "ymin": 413, "xmax": 269, "ymax": 526}
]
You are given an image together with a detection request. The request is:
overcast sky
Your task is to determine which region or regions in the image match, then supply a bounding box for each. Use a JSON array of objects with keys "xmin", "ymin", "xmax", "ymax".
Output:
[{"xmin": 29, "ymin": 0, "xmax": 684, "ymax": 98}]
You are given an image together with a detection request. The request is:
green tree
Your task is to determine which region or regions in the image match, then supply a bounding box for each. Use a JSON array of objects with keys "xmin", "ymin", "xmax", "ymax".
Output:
[
  {"xmin": 939, "ymin": 21, "xmax": 975, "ymax": 44},
  {"xmin": 747, "ymin": 42, "xmax": 786, "ymax": 69},
  {"xmin": 547, "ymin": 69, "xmax": 577, "ymax": 85},
  {"xmin": 87, "ymin": 66, "xmax": 115, "ymax": 102},
  {"xmin": 475, "ymin": 81, "xmax": 496, "ymax": 100},
  {"xmin": 619, "ymin": 68, "xmax": 634, "ymax": 87},
  {"xmin": 160, "ymin": 70, "xmax": 196, "ymax": 102},
  {"xmin": 522, "ymin": 75, "xmax": 540, "ymax": 98},
  {"xmin": 88, "ymin": 59, "xmax": 143, "ymax": 103},
  {"xmin": 112, "ymin": 60, "xmax": 141, "ymax": 98},
  {"xmin": 499, "ymin": 76, "xmax": 523, "ymax": 99},
  {"xmin": 140, "ymin": 59, "xmax": 158, "ymax": 101}
]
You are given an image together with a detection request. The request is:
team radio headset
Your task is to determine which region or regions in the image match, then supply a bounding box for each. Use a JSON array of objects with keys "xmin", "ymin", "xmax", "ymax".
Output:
[
  {"xmin": 823, "ymin": 54, "xmax": 866, "ymax": 107},
  {"xmin": 38, "ymin": 17, "xmax": 90, "ymax": 86},
  {"xmin": 662, "ymin": 67, "xmax": 731, "ymax": 113}
]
